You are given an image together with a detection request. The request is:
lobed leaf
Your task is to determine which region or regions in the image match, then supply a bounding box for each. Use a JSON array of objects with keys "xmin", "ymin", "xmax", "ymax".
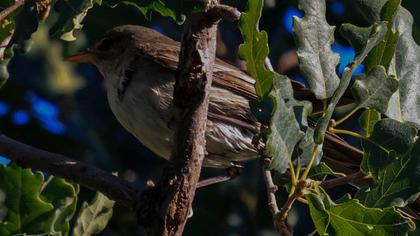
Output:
[
  {"xmin": 104, "ymin": 0, "xmax": 188, "ymax": 24},
  {"xmin": 72, "ymin": 192, "xmax": 115, "ymax": 236},
  {"xmin": 391, "ymin": 8, "xmax": 420, "ymax": 127},
  {"xmin": 0, "ymin": 163, "xmax": 53, "ymax": 235},
  {"xmin": 0, "ymin": 163, "xmax": 78, "ymax": 235},
  {"xmin": 40, "ymin": 177, "xmax": 79, "ymax": 235},
  {"xmin": 357, "ymin": 119, "xmax": 420, "ymax": 208},
  {"xmin": 359, "ymin": 108, "xmax": 381, "ymax": 136},
  {"xmin": 363, "ymin": 0, "xmax": 401, "ymax": 72},
  {"xmin": 351, "ymin": 65, "xmax": 399, "ymax": 114},
  {"xmin": 265, "ymin": 81, "xmax": 304, "ymax": 173},
  {"xmin": 50, "ymin": 0, "xmax": 102, "ymax": 41},
  {"xmin": 314, "ymin": 22, "xmax": 388, "ymax": 144},
  {"xmin": 293, "ymin": 0, "xmax": 340, "ymax": 100},
  {"xmin": 351, "ymin": 0, "xmax": 420, "ymax": 127},
  {"xmin": 307, "ymin": 189, "xmax": 415, "ymax": 236},
  {"xmin": 238, "ymin": 0, "xmax": 276, "ymax": 97}
]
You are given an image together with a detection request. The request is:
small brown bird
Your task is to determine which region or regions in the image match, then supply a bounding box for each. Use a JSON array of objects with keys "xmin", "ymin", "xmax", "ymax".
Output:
[{"xmin": 66, "ymin": 25, "xmax": 362, "ymax": 171}]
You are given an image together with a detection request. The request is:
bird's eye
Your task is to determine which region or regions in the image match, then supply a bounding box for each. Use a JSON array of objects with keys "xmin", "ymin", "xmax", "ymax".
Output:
[{"xmin": 96, "ymin": 37, "xmax": 117, "ymax": 51}]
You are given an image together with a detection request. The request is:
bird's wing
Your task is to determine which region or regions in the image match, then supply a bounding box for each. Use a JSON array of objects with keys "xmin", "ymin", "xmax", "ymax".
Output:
[{"xmin": 135, "ymin": 38, "xmax": 363, "ymax": 169}]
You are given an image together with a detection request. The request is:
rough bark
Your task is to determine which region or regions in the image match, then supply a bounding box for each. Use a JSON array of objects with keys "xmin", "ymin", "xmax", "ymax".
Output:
[
  {"xmin": 0, "ymin": 133, "xmax": 137, "ymax": 207},
  {"xmin": 136, "ymin": 1, "xmax": 222, "ymax": 235}
]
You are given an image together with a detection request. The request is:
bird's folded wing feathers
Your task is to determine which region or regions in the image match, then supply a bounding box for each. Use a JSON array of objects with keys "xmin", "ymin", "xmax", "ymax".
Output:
[{"xmin": 133, "ymin": 36, "xmax": 364, "ymax": 171}]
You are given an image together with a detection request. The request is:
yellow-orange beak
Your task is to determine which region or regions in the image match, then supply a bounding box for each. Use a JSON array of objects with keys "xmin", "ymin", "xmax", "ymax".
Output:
[{"xmin": 64, "ymin": 52, "xmax": 96, "ymax": 63}]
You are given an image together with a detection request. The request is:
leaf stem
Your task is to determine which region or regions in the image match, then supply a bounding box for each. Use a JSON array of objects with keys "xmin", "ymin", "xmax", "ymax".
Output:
[
  {"xmin": 329, "ymin": 128, "xmax": 368, "ymax": 140},
  {"xmin": 334, "ymin": 106, "xmax": 360, "ymax": 127},
  {"xmin": 288, "ymin": 156, "xmax": 297, "ymax": 187},
  {"xmin": 297, "ymin": 197, "xmax": 308, "ymax": 205},
  {"xmin": 295, "ymin": 160, "xmax": 301, "ymax": 181},
  {"xmin": 299, "ymin": 144, "xmax": 319, "ymax": 181}
]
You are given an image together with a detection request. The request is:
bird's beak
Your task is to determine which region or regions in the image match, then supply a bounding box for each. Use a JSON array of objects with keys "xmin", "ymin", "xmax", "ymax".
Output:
[{"xmin": 64, "ymin": 51, "xmax": 96, "ymax": 63}]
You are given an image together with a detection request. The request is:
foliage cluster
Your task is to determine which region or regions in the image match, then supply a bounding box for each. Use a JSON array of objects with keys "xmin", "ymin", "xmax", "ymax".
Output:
[{"xmin": 0, "ymin": 0, "xmax": 419, "ymax": 234}]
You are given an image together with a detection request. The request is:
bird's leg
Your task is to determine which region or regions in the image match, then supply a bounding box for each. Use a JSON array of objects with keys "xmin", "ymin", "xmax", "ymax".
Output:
[{"xmin": 197, "ymin": 166, "xmax": 241, "ymax": 188}]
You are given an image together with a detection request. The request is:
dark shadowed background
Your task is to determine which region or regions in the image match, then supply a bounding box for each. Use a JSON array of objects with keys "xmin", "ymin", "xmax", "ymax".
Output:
[{"xmin": 1, "ymin": 0, "xmax": 419, "ymax": 235}]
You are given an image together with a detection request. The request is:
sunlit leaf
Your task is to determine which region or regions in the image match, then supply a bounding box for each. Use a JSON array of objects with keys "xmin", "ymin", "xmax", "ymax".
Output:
[
  {"xmin": 307, "ymin": 189, "xmax": 415, "ymax": 235},
  {"xmin": 352, "ymin": 0, "xmax": 420, "ymax": 127},
  {"xmin": 359, "ymin": 108, "xmax": 381, "ymax": 136},
  {"xmin": 293, "ymin": 0, "xmax": 340, "ymax": 100},
  {"xmin": 238, "ymin": 0, "xmax": 275, "ymax": 97},
  {"xmin": 0, "ymin": 163, "xmax": 53, "ymax": 235},
  {"xmin": 340, "ymin": 24, "xmax": 372, "ymax": 53},
  {"xmin": 0, "ymin": 164, "xmax": 78, "ymax": 235},
  {"xmin": 390, "ymin": 8, "xmax": 420, "ymax": 127},
  {"xmin": 314, "ymin": 22, "xmax": 388, "ymax": 144},
  {"xmin": 363, "ymin": 0, "xmax": 401, "ymax": 72},
  {"xmin": 72, "ymin": 192, "xmax": 115, "ymax": 236},
  {"xmin": 104, "ymin": 0, "xmax": 190, "ymax": 24},
  {"xmin": 50, "ymin": 0, "xmax": 101, "ymax": 41},
  {"xmin": 41, "ymin": 177, "xmax": 79, "ymax": 235},
  {"xmin": 351, "ymin": 65, "xmax": 399, "ymax": 113}
]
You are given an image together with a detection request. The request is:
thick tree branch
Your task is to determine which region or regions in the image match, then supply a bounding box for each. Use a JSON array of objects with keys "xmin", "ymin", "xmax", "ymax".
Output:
[
  {"xmin": 0, "ymin": 133, "xmax": 138, "ymax": 207},
  {"xmin": 135, "ymin": 2, "xmax": 235, "ymax": 235},
  {"xmin": 206, "ymin": 4, "xmax": 240, "ymax": 22}
]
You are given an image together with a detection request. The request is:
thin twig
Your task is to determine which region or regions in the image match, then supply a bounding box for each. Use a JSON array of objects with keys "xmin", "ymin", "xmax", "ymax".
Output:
[
  {"xmin": 0, "ymin": 0, "xmax": 24, "ymax": 22},
  {"xmin": 320, "ymin": 171, "xmax": 370, "ymax": 189},
  {"xmin": 261, "ymin": 161, "xmax": 280, "ymax": 215},
  {"xmin": 0, "ymin": 133, "xmax": 138, "ymax": 207}
]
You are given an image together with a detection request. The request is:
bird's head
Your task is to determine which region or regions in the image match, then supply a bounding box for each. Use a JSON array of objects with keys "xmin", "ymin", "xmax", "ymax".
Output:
[{"xmin": 65, "ymin": 25, "xmax": 173, "ymax": 78}]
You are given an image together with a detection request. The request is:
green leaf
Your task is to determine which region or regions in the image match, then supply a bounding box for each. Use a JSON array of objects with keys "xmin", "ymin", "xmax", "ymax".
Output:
[
  {"xmin": 295, "ymin": 128, "xmax": 323, "ymax": 167},
  {"xmin": 0, "ymin": 163, "xmax": 53, "ymax": 235},
  {"xmin": 351, "ymin": 65, "xmax": 399, "ymax": 114},
  {"xmin": 314, "ymin": 22, "xmax": 388, "ymax": 144},
  {"xmin": 104, "ymin": 0, "xmax": 190, "ymax": 24},
  {"xmin": 359, "ymin": 108, "xmax": 381, "ymax": 136},
  {"xmin": 293, "ymin": 0, "xmax": 340, "ymax": 100},
  {"xmin": 265, "ymin": 81, "xmax": 304, "ymax": 173},
  {"xmin": 40, "ymin": 177, "xmax": 79, "ymax": 235},
  {"xmin": 363, "ymin": 0, "xmax": 401, "ymax": 72},
  {"xmin": 51, "ymin": 0, "xmax": 198, "ymax": 41},
  {"xmin": 238, "ymin": 0, "xmax": 276, "ymax": 97},
  {"xmin": 50, "ymin": 0, "xmax": 101, "ymax": 41},
  {"xmin": 72, "ymin": 192, "xmax": 115, "ymax": 236},
  {"xmin": 308, "ymin": 162, "xmax": 336, "ymax": 181},
  {"xmin": 390, "ymin": 8, "xmax": 420, "ymax": 127},
  {"xmin": 0, "ymin": 0, "xmax": 39, "ymax": 86},
  {"xmin": 340, "ymin": 24, "xmax": 372, "ymax": 53},
  {"xmin": 352, "ymin": 0, "xmax": 420, "ymax": 127},
  {"xmin": 357, "ymin": 119, "xmax": 420, "ymax": 208},
  {"xmin": 307, "ymin": 189, "xmax": 415, "ymax": 236}
]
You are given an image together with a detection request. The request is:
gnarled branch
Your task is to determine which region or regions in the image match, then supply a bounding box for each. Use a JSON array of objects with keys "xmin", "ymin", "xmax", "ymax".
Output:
[{"xmin": 0, "ymin": 133, "xmax": 138, "ymax": 207}]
